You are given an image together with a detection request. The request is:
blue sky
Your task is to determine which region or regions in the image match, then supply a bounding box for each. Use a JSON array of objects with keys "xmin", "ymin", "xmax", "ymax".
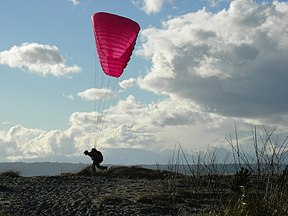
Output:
[{"xmin": 1, "ymin": 0, "xmax": 288, "ymax": 164}]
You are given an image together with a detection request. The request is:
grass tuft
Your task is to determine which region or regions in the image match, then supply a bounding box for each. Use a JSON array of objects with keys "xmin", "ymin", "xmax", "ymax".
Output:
[
  {"xmin": 62, "ymin": 165, "xmax": 186, "ymax": 179},
  {"xmin": 0, "ymin": 170, "xmax": 21, "ymax": 177}
]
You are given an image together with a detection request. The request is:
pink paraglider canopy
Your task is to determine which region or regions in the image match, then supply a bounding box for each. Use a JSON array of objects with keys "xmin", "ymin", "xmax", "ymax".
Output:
[{"xmin": 91, "ymin": 12, "xmax": 140, "ymax": 78}]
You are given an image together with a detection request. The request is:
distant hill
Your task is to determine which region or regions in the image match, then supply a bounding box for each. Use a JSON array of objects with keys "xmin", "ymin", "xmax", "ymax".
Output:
[{"xmin": 1, "ymin": 162, "xmax": 287, "ymax": 177}]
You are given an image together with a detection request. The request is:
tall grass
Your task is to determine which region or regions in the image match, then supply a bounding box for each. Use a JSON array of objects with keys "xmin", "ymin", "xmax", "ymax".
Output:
[
  {"xmin": 165, "ymin": 125, "xmax": 288, "ymax": 215},
  {"xmin": 219, "ymin": 125, "xmax": 288, "ymax": 216}
]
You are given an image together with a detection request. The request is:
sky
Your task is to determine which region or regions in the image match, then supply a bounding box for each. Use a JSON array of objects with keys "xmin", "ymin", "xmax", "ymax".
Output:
[{"xmin": 1, "ymin": 0, "xmax": 288, "ymax": 165}]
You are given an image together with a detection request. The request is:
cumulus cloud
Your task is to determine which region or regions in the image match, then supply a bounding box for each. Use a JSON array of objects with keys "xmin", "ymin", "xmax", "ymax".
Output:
[
  {"xmin": 0, "ymin": 125, "xmax": 49, "ymax": 161},
  {"xmin": 69, "ymin": 112, "xmax": 101, "ymax": 127},
  {"xmin": 107, "ymin": 95, "xmax": 214, "ymax": 127},
  {"xmin": 94, "ymin": 95, "xmax": 227, "ymax": 150},
  {"xmin": 131, "ymin": 0, "xmax": 173, "ymax": 14},
  {"xmin": 0, "ymin": 43, "xmax": 81, "ymax": 77},
  {"xmin": 119, "ymin": 78, "xmax": 138, "ymax": 89},
  {"xmin": 0, "ymin": 124, "xmax": 87, "ymax": 162},
  {"xmin": 77, "ymin": 88, "xmax": 115, "ymax": 101},
  {"xmin": 2, "ymin": 94, "xmax": 282, "ymax": 163},
  {"xmin": 139, "ymin": 0, "xmax": 288, "ymax": 118},
  {"xmin": 0, "ymin": 94, "xmax": 226, "ymax": 161}
]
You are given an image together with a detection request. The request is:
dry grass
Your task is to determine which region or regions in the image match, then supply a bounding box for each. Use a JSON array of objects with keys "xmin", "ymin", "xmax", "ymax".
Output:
[
  {"xmin": 0, "ymin": 170, "xmax": 21, "ymax": 178},
  {"xmin": 62, "ymin": 164, "xmax": 186, "ymax": 180}
]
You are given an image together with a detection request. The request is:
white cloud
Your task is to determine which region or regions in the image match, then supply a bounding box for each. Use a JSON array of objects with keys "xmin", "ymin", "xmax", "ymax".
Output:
[
  {"xmin": 107, "ymin": 95, "xmax": 213, "ymax": 127},
  {"xmin": 2, "ymin": 122, "xmax": 13, "ymax": 125},
  {"xmin": 205, "ymin": 0, "xmax": 227, "ymax": 7},
  {"xmin": 94, "ymin": 95, "xmax": 228, "ymax": 151},
  {"xmin": 77, "ymin": 88, "xmax": 115, "ymax": 101},
  {"xmin": 131, "ymin": 0, "xmax": 173, "ymax": 14},
  {"xmin": 70, "ymin": 0, "xmax": 80, "ymax": 6},
  {"xmin": 0, "ymin": 43, "xmax": 81, "ymax": 77},
  {"xmin": 0, "ymin": 125, "xmax": 49, "ymax": 161},
  {"xmin": 2, "ymin": 94, "xmax": 286, "ymax": 163},
  {"xmin": 69, "ymin": 112, "xmax": 100, "ymax": 127},
  {"xmin": 0, "ymin": 95, "xmax": 227, "ymax": 162},
  {"xmin": 62, "ymin": 93, "xmax": 74, "ymax": 100},
  {"xmin": 139, "ymin": 0, "xmax": 288, "ymax": 118},
  {"xmin": 119, "ymin": 78, "xmax": 138, "ymax": 89},
  {"xmin": 0, "ymin": 124, "xmax": 85, "ymax": 162}
]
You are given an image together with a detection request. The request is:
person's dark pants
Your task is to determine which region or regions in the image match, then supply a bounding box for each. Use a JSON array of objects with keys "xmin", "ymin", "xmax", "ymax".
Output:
[{"xmin": 92, "ymin": 160, "xmax": 107, "ymax": 173}]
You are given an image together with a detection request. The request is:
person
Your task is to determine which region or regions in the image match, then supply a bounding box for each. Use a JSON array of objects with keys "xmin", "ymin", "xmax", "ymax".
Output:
[{"xmin": 84, "ymin": 148, "xmax": 108, "ymax": 173}]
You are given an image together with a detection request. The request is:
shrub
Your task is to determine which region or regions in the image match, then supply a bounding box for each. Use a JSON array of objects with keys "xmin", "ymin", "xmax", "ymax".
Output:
[
  {"xmin": 230, "ymin": 167, "xmax": 251, "ymax": 194},
  {"xmin": 60, "ymin": 165, "xmax": 93, "ymax": 177},
  {"xmin": 0, "ymin": 170, "xmax": 21, "ymax": 177}
]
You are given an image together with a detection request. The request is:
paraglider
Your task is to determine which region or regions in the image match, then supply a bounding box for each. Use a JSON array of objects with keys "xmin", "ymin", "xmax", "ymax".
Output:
[
  {"xmin": 88, "ymin": 12, "xmax": 140, "ymax": 149},
  {"xmin": 91, "ymin": 12, "xmax": 141, "ymax": 78}
]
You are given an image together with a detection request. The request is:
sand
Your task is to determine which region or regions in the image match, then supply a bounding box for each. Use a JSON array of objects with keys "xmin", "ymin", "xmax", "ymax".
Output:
[
  {"xmin": 1, "ymin": 165, "xmax": 229, "ymax": 216},
  {"xmin": 0, "ymin": 173, "xmax": 220, "ymax": 216}
]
